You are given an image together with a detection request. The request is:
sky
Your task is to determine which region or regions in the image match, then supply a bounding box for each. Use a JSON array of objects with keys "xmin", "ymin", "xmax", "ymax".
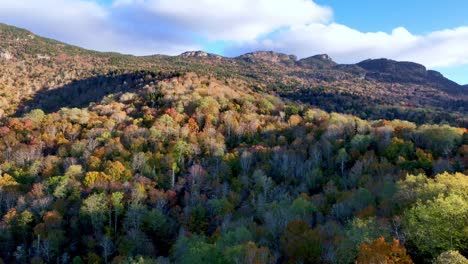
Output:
[{"xmin": 0, "ymin": 0, "xmax": 467, "ymax": 84}]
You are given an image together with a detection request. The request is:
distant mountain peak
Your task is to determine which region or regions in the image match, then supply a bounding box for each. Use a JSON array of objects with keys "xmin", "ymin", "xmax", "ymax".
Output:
[
  {"xmin": 297, "ymin": 54, "xmax": 336, "ymax": 69},
  {"xmin": 238, "ymin": 51, "xmax": 297, "ymax": 65},
  {"xmin": 312, "ymin": 54, "xmax": 333, "ymax": 62},
  {"xmin": 179, "ymin": 51, "xmax": 222, "ymax": 59},
  {"xmin": 179, "ymin": 51, "xmax": 209, "ymax": 57},
  {"xmin": 358, "ymin": 58, "xmax": 427, "ymax": 73},
  {"xmin": 357, "ymin": 58, "xmax": 464, "ymax": 94}
]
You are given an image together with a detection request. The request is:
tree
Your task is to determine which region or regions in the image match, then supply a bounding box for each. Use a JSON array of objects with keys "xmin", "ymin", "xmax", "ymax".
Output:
[
  {"xmin": 383, "ymin": 138, "xmax": 414, "ymax": 162},
  {"xmin": 173, "ymin": 140, "xmax": 192, "ymax": 166},
  {"xmin": 173, "ymin": 235, "xmax": 226, "ymax": 264},
  {"xmin": 104, "ymin": 160, "xmax": 131, "ymax": 182},
  {"xmin": 414, "ymin": 125, "xmax": 463, "ymax": 157},
  {"xmin": 281, "ymin": 220, "xmax": 322, "ymax": 264},
  {"xmin": 100, "ymin": 235, "xmax": 114, "ymax": 264},
  {"xmin": 143, "ymin": 208, "xmax": 175, "ymax": 255},
  {"xmin": 356, "ymin": 237, "xmax": 413, "ymax": 264},
  {"xmin": 336, "ymin": 217, "xmax": 391, "ymax": 264},
  {"xmin": 81, "ymin": 193, "xmax": 108, "ymax": 236},
  {"xmin": 23, "ymin": 109, "xmax": 45, "ymax": 126},
  {"xmin": 122, "ymin": 203, "xmax": 150, "ymax": 255},
  {"xmin": 336, "ymin": 148, "xmax": 349, "ymax": 176},
  {"xmin": 253, "ymin": 169, "xmax": 273, "ymax": 198},
  {"xmin": 240, "ymin": 151, "xmax": 253, "ymax": 175},
  {"xmin": 196, "ymin": 97, "xmax": 220, "ymax": 125},
  {"xmin": 187, "ymin": 205, "xmax": 208, "ymax": 234},
  {"xmin": 84, "ymin": 171, "xmax": 110, "ymax": 187},
  {"xmin": 34, "ymin": 211, "xmax": 65, "ymax": 260},
  {"xmin": 111, "ymin": 192, "xmax": 124, "ymax": 234},
  {"xmin": 331, "ymin": 188, "xmax": 375, "ymax": 222},
  {"xmin": 257, "ymin": 97, "xmax": 275, "ymax": 115},
  {"xmin": 397, "ymin": 172, "xmax": 468, "ymax": 206},
  {"xmin": 216, "ymin": 227, "xmax": 253, "ymax": 251},
  {"xmin": 64, "ymin": 165, "xmax": 83, "ymax": 179},
  {"xmin": 433, "ymin": 250, "xmax": 468, "ymax": 264},
  {"xmin": 131, "ymin": 152, "xmax": 148, "ymax": 173},
  {"xmin": 290, "ymin": 195, "xmax": 316, "ymax": 221},
  {"xmin": 403, "ymin": 193, "xmax": 468, "ymax": 257},
  {"xmin": 288, "ymin": 114, "xmax": 302, "ymax": 127},
  {"xmin": 224, "ymin": 242, "xmax": 273, "ymax": 264},
  {"xmin": 350, "ymin": 134, "xmax": 372, "ymax": 154}
]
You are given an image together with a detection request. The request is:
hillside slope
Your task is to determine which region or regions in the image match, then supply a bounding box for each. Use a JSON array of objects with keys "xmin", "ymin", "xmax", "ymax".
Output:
[
  {"xmin": 1, "ymin": 23, "xmax": 467, "ymax": 126},
  {"xmin": 0, "ymin": 23, "xmax": 468, "ymax": 263}
]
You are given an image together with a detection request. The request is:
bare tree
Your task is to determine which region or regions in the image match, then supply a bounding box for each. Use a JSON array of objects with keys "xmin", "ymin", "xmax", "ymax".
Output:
[
  {"xmin": 100, "ymin": 236, "xmax": 115, "ymax": 264},
  {"xmin": 240, "ymin": 151, "xmax": 253, "ymax": 175}
]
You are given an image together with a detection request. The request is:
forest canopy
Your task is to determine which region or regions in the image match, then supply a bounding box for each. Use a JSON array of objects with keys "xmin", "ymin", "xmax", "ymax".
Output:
[{"xmin": 0, "ymin": 72, "xmax": 467, "ymax": 263}]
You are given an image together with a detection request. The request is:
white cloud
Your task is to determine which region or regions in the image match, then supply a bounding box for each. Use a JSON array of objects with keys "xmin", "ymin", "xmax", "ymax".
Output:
[
  {"xmin": 0, "ymin": 0, "xmax": 468, "ymax": 70},
  {"xmin": 0, "ymin": 0, "xmax": 199, "ymax": 55},
  {"xmin": 227, "ymin": 23, "xmax": 468, "ymax": 68},
  {"xmin": 113, "ymin": 0, "xmax": 332, "ymax": 41}
]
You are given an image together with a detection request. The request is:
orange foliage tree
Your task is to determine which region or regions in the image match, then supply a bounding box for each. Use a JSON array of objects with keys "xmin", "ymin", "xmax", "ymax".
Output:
[{"xmin": 356, "ymin": 237, "xmax": 413, "ymax": 264}]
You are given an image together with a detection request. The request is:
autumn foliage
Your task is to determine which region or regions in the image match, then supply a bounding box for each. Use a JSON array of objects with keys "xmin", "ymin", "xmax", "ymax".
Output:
[{"xmin": 357, "ymin": 237, "xmax": 413, "ymax": 264}]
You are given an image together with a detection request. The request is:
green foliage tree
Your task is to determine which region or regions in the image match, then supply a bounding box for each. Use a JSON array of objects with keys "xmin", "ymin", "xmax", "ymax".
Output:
[
  {"xmin": 415, "ymin": 125, "xmax": 463, "ymax": 157},
  {"xmin": 336, "ymin": 217, "xmax": 391, "ymax": 264},
  {"xmin": 397, "ymin": 172, "xmax": 468, "ymax": 206},
  {"xmin": 290, "ymin": 194, "xmax": 316, "ymax": 221},
  {"xmin": 173, "ymin": 235, "xmax": 226, "ymax": 264},
  {"xmin": 281, "ymin": 220, "xmax": 322, "ymax": 264},
  {"xmin": 81, "ymin": 193, "xmax": 108, "ymax": 235},
  {"xmin": 404, "ymin": 193, "xmax": 468, "ymax": 257},
  {"xmin": 111, "ymin": 191, "xmax": 124, "ymax": 234}
]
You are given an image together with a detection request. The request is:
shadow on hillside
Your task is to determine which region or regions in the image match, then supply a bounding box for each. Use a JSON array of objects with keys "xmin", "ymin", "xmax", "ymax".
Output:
[
  {"xmin": 15, "ymin": 71, "xmax": 169, "ymax": 116},
  {"xmin": 282, "ymin": 90, "xmax": 468, "ymax": 127}
]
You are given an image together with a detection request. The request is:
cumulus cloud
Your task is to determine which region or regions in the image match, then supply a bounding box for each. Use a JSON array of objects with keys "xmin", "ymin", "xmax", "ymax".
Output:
[
  {"xmin": 112, "ymin": 0, "xmax": 332, "ymax": 41},
  {"xmin": 226, "ymin": 23, "xmax": 468, "ymax": 68},
  {"xmin": 0, "ymin": 0, "xmax": 199, "ymax": 55}
]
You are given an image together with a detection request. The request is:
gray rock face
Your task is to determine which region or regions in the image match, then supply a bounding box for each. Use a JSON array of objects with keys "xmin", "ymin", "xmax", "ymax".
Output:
[
  {"xmin": 298, "ymin": 54, "xmax": 336, "ymax": 69},
  {"xmin": 179, "ymin": 51, "xmax": 223, "ymax": 60},
  {"xmin": 238, "ymin": 51, "xmax": 297, "ymax": 66},
  {"xmin": 180, "ymin": 51, "xmax": 209, "ymax": 58}
]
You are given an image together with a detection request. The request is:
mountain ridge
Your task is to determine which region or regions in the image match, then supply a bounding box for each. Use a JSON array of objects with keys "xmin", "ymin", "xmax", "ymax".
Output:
[
  {"xmin": 1, "ymin": 21, "xmax": 468, "ymax": 264},
  {"xmin": 1, "ymin": 22, "xmax": 463, "ymax": 87},
  {"xmin": 0, "ymin": 22, "xmax": 466, "ymax": 126}
]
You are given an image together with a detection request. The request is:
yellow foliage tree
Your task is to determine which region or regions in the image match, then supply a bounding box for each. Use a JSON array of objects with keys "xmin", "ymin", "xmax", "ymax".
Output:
[{"xmin": 84, "ymin": 171, "xmax": 110, "ymax": 187}]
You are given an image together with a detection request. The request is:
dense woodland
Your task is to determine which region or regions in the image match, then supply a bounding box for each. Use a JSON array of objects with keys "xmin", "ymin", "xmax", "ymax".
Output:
[
  {"xmin": 0, "ymin": 72, "xmax": 467, "ymax": 263},
  {"xmin": 0, "ymin": 24, "xmax": 468, "ymax": 264}
]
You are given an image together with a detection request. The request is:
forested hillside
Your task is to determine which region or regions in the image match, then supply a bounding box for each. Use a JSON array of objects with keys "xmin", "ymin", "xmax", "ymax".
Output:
[
  {"xmin": 1, "ymin": 23, "xmax": 467, "ymax": 126},
  {"xmin": 0, "ymin": 23, "xmax": 467, "ymax": 264}
]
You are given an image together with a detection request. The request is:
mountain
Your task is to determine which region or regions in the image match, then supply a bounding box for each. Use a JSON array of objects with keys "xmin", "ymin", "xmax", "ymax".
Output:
[
  {"xmin": 357, "ymin": 58, "xmax": 464, "ymax": 94},
  {"xmin": 179, "ymin": 50, "xmax": 223, "ymax": 59},
  {"xmin": 297, "ymin": 54, "xmax": 337, "ymax": 69},
  {"xmin": 0, "ymin": 23, "xmax": 467, "ymax": 264},
  {"xmin": 0, "ymin": 23, "xmax": 466, "ymax": 126},
  {"xmin": 238, "ymin": 51, "xmax": 297, "ymax": 66}
]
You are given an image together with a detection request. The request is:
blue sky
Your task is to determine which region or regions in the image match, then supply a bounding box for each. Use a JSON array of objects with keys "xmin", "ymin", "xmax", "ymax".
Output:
[
  {"xmin": 1, "ymin": 0, "xmax": 467, "ymax": 84},
  {"xmin": 315, "ymin": 1, "xmax": 468, "ymax": 34},
  {"xmin": 313, "ymin": 0, "xmax": 468, "ymax": 84}
]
